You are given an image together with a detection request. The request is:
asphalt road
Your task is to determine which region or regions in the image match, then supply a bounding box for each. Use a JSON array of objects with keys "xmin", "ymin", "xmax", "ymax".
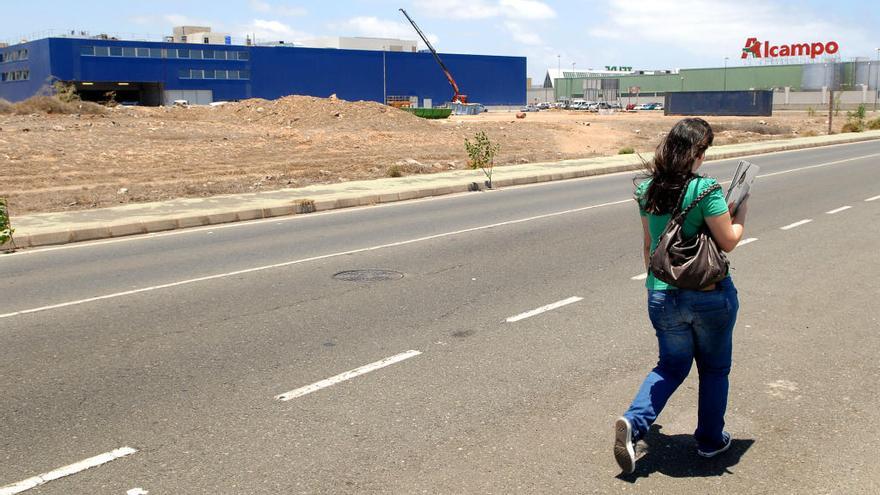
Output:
[{"xmin": 1, "ymin": 140, "xmax": 879, "ymax": 494}]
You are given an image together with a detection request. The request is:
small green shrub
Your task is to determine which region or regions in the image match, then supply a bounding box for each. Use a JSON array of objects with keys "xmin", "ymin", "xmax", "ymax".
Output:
[
  {"xmin": 387, "ymin": 165, "xmax": 403, "ymax": 177},
  {"xmin": 867, "ymin": 117, "xmax": 880, "ymax": 130},
  {"xmin": 52, "ymin": 81, "xmax": 81, "ymax": 103},
  {"xmin": 618, "ymin": 147, "xmax": 635, "ymax": 155},
  {"xmin": 843, "ymin": 104, "xmax": 867, "ymax": 133},
  {"xmin": 0, "ymin": 197, "xmax": 13, "ymax": 247},
  {"xmin": 465, "ymin": 131, "xmax": 501, "ymax": 188}
]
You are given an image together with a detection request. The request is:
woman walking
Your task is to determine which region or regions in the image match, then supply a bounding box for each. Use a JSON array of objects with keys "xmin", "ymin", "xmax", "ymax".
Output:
[{"xmin": 614, "ymin": 118, "xmax": 748, "ymax": 474}]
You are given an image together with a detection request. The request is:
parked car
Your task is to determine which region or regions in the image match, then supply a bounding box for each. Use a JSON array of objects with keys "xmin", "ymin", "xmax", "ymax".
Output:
[
  {"xmin": 625, "ymin": 103, "xmax": 637, "ymax": 111},
  {"xmin": 609, "ymin": 102, "xmax": 622, "ymax": 110},
  {"xmin": 537, "ymin": 102, "xmax": 552, "ymax": 110},
  {"xmin": 653, "ymin": 103, "xmax": 664, "ymax": 110},
  {"xmin": 520, "ymin": 105, "xmax": 540, "ymax": 112}
]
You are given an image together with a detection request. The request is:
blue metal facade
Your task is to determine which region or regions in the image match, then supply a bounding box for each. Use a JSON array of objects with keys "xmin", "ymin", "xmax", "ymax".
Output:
[{"xmin": 0, "ymin": 37, "xmax": 526, "ymax": 106}]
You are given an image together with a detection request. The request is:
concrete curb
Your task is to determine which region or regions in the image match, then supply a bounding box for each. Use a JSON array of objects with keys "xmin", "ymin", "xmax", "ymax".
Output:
[{"xmin": 4, "ymin": 131, "xmax": 880, "ymax": 251}]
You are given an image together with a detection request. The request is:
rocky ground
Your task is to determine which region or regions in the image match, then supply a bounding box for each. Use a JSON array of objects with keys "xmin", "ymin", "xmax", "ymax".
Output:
[{"xmin": 0, "ymin": 95, "xmax": 854, "ymax": 215}]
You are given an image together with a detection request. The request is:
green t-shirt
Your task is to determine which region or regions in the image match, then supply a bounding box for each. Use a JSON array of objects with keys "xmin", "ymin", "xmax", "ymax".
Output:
[{"xmin": 635, "ymin": 176, "xmax": 729, "ymax": 290}]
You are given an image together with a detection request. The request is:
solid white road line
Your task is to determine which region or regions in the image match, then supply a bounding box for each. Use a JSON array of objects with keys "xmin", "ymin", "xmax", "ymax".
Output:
[
  {"xmin": 631, "ymin": 272, "xmax": 648, "ymax": 281},
  {"xmin": 275, "ymin": 350, "xmax": 422, "ymax": 401},
  {"xmin": 755, "ymin": 152, "xmax": 880, "ymax": 180},
  {"xmin": 505, "ymin": 297, "xmax": 584, "ymax": 323},
  {"xmin": 826, "ymin": 206, "xmax": 852, "ymax": 214},
  {"xmin": 866, "ymin": 195, "xmax": 880, "ymax": 202},
  {"xmin": 780, "ymin": 219, "xmax": 813, "ymax": 231},
  {"xmin": 0, "ymin": 200, "xmax": 631, "ymax": 320},
  {"xmin": 0, "ymin": 447, "xmax": 137, "ymax": 495},
  {"xmin": 737, "ymin": 237, "xmax": 759, "ymax": 247}
]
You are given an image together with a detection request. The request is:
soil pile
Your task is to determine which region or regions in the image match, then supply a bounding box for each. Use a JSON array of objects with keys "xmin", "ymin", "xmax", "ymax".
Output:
[{"xmin": 175, "ymin": 95, "xmax": 437, "ymax": 132}]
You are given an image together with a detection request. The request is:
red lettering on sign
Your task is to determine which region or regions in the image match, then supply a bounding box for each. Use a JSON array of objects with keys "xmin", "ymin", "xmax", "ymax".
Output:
[{"xmin": 742, "ymin": 37, "xmax": 839, "ymax": 59}]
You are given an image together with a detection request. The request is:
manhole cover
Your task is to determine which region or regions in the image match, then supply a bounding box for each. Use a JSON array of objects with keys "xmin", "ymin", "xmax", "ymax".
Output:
[{"xmin": 333, "ymin": 269, "xmax": 404, "ymax": 282}]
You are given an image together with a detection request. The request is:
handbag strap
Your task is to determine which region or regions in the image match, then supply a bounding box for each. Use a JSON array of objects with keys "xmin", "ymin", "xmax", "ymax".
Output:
[{"xmin": 674, "ymin": 181, "xmax": 722, "ymax": 221}]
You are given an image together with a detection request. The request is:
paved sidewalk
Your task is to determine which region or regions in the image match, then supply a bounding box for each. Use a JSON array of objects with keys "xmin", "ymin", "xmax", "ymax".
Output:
[{"xmin": 5, "ymin": 130, "xmax": 880, "ymax": 250}]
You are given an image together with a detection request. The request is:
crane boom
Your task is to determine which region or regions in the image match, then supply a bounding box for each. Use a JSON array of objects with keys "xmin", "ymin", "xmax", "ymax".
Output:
[{"xmin": 399, "ymin": 8, "xmax": 467, "ymax": 103}]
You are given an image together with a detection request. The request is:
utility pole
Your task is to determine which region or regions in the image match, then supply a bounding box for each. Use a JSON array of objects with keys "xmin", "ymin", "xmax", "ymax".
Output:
[
  {"xmin": 828, "ymin": 62, "xmax": 835, "ymax": 135},
  {"xmin": 723, "ymin": 57, "xmax": 729, "ymax": 91},
  {"xmin": 875, "ymin": 48, "xmax": 879, "ymax": 112}
]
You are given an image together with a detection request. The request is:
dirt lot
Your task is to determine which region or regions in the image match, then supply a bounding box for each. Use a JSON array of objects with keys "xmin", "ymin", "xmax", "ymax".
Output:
[{"xmin": 0, "ymin": 95, "xmax": 851, "ymax": 215}]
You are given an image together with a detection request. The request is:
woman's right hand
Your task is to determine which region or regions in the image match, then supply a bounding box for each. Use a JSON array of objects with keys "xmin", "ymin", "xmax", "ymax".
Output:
[{"xmin": 732, "ymin": 195, "xmax": 749, "ymax": 224}]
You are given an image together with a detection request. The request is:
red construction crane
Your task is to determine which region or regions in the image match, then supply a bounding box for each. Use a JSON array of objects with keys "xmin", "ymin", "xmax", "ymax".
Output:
[{"xmin": 399, "ymin": 8, "xmax": 467, "ymax": 104}]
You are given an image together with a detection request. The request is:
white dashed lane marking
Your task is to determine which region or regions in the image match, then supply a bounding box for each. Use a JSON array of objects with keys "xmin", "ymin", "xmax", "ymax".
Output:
[
  {"xmin": 275, "ymin": 350, "xmax": 422, "ymax": 401},
  {"xmin": 866, "ymin": 195, "xmax": 880, "ymax": 202},
  {"xmin": 631, "ymin": 273, "xmax": 648, "ymax": 281},
  {"xmin": 826, "ymin": 206, "xmax": 852, "ymax": 214},
  {"xmin": 505, "ymin": 297, "xmax": 584, "ymax": 323},
  {"xmin": 0, "ymin": 447, "xmax": 137, "ymax": 495},
  {"xmin": 737, "ymin": 237, "xmax": 759, "ymax": 247},
  {"xmin": 780, "ymin": 219, "xmax": 813, "ymax": 231}
]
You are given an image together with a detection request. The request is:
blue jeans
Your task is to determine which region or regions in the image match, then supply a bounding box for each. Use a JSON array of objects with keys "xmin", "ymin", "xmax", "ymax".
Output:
[{"xmin": 623, "ymin": 277, "xmax": 739, "ymax": 451}]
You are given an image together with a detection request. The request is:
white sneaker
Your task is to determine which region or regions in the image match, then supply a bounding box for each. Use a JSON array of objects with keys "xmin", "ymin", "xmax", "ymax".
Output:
[{"xmin": 614, "ymin": 417, "xmax": 636, "ymax": 474}]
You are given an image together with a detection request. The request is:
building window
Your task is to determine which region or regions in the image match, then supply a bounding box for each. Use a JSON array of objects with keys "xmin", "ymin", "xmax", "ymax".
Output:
[
  {"xmin": 122, "ymin": 47, "xmax": 136, "ymax": 57},
  {"xmin": 190, "ymin": 49, "xmax": 203, "ymax": 59},
  {"xmin": 238, "ymin": 70, "xmax": 250, "ymax": 80},
  {"xmin": 136, "ymin": 47, "xmax": 150, "ymax": 57},
  {"xmin": 203, "ymin": 37, "xmax": 210, "ymax": 44},
  {"xmin": 177, "ymin": 48, "xmax": 190, "ymax": 59},
  {"xmin": 151, "ymin": 48, "xmax": 163, "ymax": 58},
  {"xmin": 179, "ymin": 69, "xmax": 191, "ymax": 79},
  {"xmin": 190, "ymin": 69, "xmax": 204, "ymax": 79},
  {"xmin": 214, "ymin": 70, "xmax": 227, "ymax": 79},
  {"xmin": 80, "ymin": 46, "xmax": 95, "ymax": 56},
  {"xmin": 0, "ymin": 70, "xmax": 29, "ymax": 82},
  {"xmin": 109, "ymin": 46, "xmax": 123, "ymax": 57},
  {"xmin": 237, "ymin": 51, "xmax": 249, "ymax": 61},
  {"xmin": 94, "ymin": 46, "xmax": 110, "ymax": 57},
  {"xmin": 1, "ymin": 49, "xmax": 29, "ymax": 63}
]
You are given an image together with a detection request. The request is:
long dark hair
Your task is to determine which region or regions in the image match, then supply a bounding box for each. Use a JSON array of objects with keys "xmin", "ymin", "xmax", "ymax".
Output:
[{"xmin": 637, "ymin": 118, "xmax": 714, "ymax": 214}]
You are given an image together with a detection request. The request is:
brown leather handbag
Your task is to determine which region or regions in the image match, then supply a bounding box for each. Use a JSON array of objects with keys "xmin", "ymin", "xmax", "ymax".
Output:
[{"xmin": 649, "ymin": 178, "xmax": 729, "ymax": 290}]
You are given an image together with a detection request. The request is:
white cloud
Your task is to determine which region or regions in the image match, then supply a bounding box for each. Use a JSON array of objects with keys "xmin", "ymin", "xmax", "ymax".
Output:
[
  {"xmin": 413, "ymin": 0, "xmax": 501, "ymax": 20},
  {"xmin": 589, "ymin": 0, "xmax": 870, "ymax": 59},
  {"xmin": 240, "ymin": 18, "xmax": 310, "ymax": 41},
  {"xmin": 331, "ymin": 16, "xmax": 439, "ymax": 47},
  {"xmin": 131, "ymin": 14, "xmax": 212, "ymax": 27},
  {"xmin": 504, "ymin": 21, "xmax": 542, "ymax": 45},
  {"xmin": 163, "ymin": 14, "xmax": 212, "ymax": 27},
  {"xmin": 414, "ymin": 0, "xmax": 554, "ymax": 20},
  {"xmin": 499, "ymin": 0, "xmax": 556, "ymax": 20},
  {"xmin": 249, "ymin": 0, "xmax": 307, "ymax": 17}
]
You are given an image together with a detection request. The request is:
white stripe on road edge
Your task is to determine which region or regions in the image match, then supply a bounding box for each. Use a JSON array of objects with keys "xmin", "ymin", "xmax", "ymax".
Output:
[
  {"xmin": 631, "ymin": 273, "xmax": 648, "ymax": 281},
  {"xmin": 826, "ymin": 206, "xmax": 852, "ymax": 214},
  {"xmin": 0, "ymin": 447, "xmax": 137, "ymax": 495},
  {"xmin": 737, "ymin": 237, "xmax": 759, "ymax": 247},
  {"xmin": 866, "ymin": 195, "xmax": 880, "ymax": 202},
  {"xmin": 780, "ymin": 219, "xmax": 813, "ymax": 231},
  {"xmin": 505, "ymin": 297, "xmax": 584, "ymax": 323},
  {"xmin": 0, "ymin": 200, "xmax": 632, "ymax": 320},
  {"xmin": 755, "ymin": 152, "xmax": 880, "ymax": 180},
  {"xmin": 275, "ymin": 350, "xmax": 422, "ymax": 401}
]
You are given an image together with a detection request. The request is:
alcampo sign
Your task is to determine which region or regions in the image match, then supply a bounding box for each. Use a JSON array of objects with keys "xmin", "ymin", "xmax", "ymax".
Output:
[{"xmin": 741, "ymin": 37, "xmax": 839, "ymax": 59}]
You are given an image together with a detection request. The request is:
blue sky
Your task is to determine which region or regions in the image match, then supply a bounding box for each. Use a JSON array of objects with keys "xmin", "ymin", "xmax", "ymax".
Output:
[{"xmin": 3, "ymin": 0, "xmax": 878, "ymax": 80}]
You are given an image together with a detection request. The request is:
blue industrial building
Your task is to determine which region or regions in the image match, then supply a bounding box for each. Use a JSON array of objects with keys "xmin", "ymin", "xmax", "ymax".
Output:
[{"xmin": 0, "ymin": 37, "xmax": 526, "ymax": 106}]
